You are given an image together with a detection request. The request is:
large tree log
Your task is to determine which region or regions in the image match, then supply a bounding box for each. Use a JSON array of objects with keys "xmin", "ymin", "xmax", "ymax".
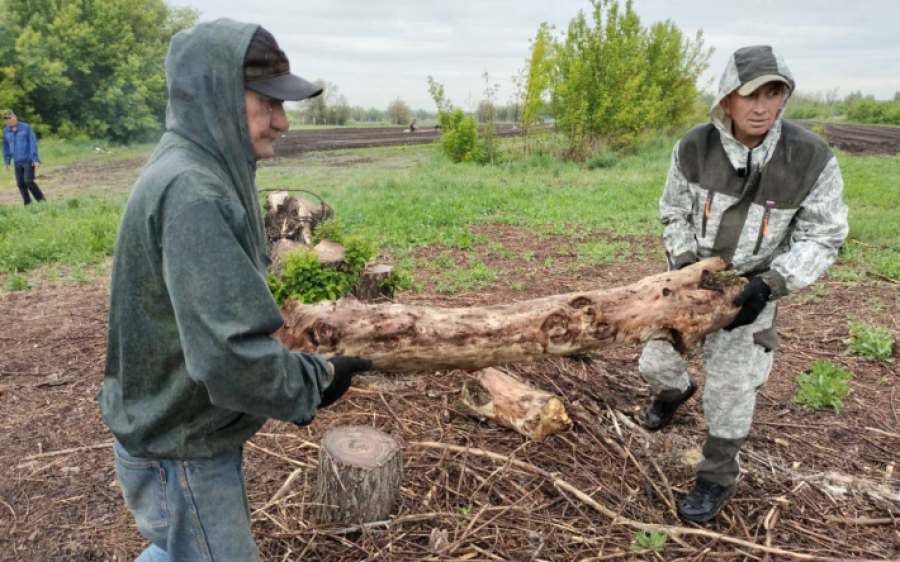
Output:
[
  {"xmin": 455, "ymin": 368, "xmax": 572, "ymax": 441},
  {"xmin": 275, "ymin": 258, "xmax": 744, "ymax": 372}
]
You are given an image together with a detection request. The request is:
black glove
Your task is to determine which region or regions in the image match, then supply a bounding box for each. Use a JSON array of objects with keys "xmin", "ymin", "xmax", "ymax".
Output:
[
  {"xmin": 725, "ymin": 277, "xmax": 772, "ymax": 331},
  {"xmin": 318, "ymin": 357, "xmax": 373, "ymax": 409}
]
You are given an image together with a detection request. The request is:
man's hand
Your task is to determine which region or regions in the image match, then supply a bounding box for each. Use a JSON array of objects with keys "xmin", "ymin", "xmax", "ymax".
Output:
[
  {"xmin": 725, "ymin": 277, "xmax": 772, "ymax": 331},
  {"xmin": 318, "ymin": 357, "xmax": 373, "ymax": 409},
  {"xmin": 32, "ymin": 162, "xmax": 40, "ymax": 168}
]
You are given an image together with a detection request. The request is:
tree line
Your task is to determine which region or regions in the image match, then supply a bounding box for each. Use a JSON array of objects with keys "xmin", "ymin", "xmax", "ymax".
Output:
[{"xmin": 0, "ymin": 0, "xmax": 197, "ymax": 142}]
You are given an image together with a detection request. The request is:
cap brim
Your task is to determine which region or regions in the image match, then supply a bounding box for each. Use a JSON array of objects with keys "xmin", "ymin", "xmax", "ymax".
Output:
[
  {"xmin": 737, "ymin": 75, "xmax": 792, "ymax": 96},
  {"xmin": 246, "ymin": 73, "xmax": 323, "ymax": 102}
]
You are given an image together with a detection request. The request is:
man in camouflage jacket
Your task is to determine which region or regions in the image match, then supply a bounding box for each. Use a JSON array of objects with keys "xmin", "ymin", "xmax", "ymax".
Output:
[{"xmin": 639, "ymin": 45, "xmax": 849, "ymax": 522}]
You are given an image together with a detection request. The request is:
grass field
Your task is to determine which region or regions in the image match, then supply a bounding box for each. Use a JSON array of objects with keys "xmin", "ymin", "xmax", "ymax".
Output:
[{"xmin": 1, "ymin": 133, "xmax": 898, "ymax": 289}]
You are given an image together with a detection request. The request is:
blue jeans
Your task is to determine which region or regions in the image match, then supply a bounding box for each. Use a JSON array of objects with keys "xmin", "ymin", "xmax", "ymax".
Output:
[
  {"xmin": 13, "ymin": 161, "xmax": 45, "ymax": 205},
  {"xmin": 114, "ymin": 441, "xmax": 261, "ymax": 562}
]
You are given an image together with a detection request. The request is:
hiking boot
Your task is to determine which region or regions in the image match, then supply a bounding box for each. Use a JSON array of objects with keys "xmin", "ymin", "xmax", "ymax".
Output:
[
  {"xmin": 643, "ymin": 379, "xmax": 698, "ymax": 431},
  {"xmin": 677, "ymin": 478, "xmax": 736, "ymax": 523}
]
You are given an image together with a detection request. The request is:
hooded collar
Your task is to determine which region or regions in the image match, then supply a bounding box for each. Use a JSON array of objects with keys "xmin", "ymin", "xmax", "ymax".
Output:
[{"xmin": 709, "ymin": 46, "xmax": 794, "ymax": 171}]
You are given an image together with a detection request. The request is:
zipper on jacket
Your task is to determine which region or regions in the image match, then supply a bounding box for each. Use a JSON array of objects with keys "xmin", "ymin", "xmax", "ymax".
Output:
[
  {"xmin": 701, "ymin": 191, "xmax": 715, "ymax": 238},
  {"xmin": 753, "ymin": 200, "xmax": 775, "ymax": 255}
]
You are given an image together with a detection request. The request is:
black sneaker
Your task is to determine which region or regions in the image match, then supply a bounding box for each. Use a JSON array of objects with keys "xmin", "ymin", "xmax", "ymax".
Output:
[
  {"xmin": 677, "ymin": 478, "xmax": 736, "ymax": 523},
  {"xmin": 643, "ymin": 380, "xmax": 698, "ymax": 431}
]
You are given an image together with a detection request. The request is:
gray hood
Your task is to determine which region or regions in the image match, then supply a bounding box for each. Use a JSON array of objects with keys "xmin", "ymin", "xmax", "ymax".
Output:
[
  {"xmin": 710, "ymin": 45, "xmax": 795, "ymax": 135},
  {"xmin": 163, "ymin": 18, "xmax": 266, "ymax": 259}
]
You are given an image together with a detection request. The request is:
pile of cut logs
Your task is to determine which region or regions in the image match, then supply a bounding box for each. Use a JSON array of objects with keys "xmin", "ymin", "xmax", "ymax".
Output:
[{"xmin": 264, "ymin": 190, "xmax": 396, "ymax": 302}]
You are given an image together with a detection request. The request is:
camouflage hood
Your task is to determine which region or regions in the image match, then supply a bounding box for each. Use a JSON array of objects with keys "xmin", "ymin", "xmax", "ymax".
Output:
[{"xmin": 710, "ymin": 45, "xmax": 795, "ymax": 138}]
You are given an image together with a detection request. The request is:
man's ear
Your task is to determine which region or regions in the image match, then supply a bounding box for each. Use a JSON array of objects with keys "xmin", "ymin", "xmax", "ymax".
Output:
[{"xmin": 719, "ymin": 93, "xmax": 732, "ymax": 117}]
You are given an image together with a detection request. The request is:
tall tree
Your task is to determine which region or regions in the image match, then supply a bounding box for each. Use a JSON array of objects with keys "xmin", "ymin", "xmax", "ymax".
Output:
[
  {"xmin": 0, "ymin": 0, "xmax": 198, "ymax": 141},
  {"xmin": 386, "ymin": 97, "xmax": 413, "ymax": 125}
]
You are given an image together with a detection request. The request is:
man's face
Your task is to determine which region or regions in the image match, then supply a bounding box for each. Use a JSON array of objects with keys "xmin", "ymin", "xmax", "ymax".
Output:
[
  {"xmin": 720, "ymin": 82, "xmax": 787, "ymax": 146},
  {"xmin": 3, "ymin": 115, "xmax": 16, "ymax": 128},
  {"xmin": 244, "ymin": 90, "xmax": 288, "ymax": 160}
]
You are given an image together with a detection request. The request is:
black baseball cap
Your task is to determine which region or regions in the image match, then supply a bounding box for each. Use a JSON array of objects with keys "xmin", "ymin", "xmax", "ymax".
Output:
[{"xmin": 244, "ymin": 27, "xmax": 322, "ymax": 101}]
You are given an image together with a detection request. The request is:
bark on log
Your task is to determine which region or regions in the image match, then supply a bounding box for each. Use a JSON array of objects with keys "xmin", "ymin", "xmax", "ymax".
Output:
[
  {"xmin": 313, "ymin": 240, "xmax": 345, "ymax": 268},
  {"xmin": 264, "ymin": 194, "xmax": 326, "ymax": 246},
  {"xmin": 315, "ymin": 426, "xmax": 402, "ymax": 524},
  {"xmin": 275, "ymin": 258, "xmax": 745, "ymax": 372},
  {"xmin": 455, "ymin": 368, "xmax": 572, "ymax": 441},
  {"xmin": 355, "ymin": 264, "xmax": 394, "ymax": 302}
]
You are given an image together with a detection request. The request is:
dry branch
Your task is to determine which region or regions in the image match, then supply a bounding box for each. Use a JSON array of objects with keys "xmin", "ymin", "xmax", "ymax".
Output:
[
  {"xmin": 410, "ymin": 441, "xmax": 888, "ymax": 562},
  {"xmin": 276, "ymin": 258, "xmax": 744, "ymax": 372}
]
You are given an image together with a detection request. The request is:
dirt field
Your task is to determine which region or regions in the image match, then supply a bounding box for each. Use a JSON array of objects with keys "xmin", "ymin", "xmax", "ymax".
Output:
[
  {"xmin": 1, "ymin": 226, "xmax": 898, "ymax": 561},
  {"xmin": 1, "ymin": 125, "xmax": 898, "ymax": 560},
  {"xmin": 796, "ymin": 122, "xmax": 900, "ymax": 156},
  {"xmin": 274, "ymin": 124, "xmax": 529, "ymax": 158}
]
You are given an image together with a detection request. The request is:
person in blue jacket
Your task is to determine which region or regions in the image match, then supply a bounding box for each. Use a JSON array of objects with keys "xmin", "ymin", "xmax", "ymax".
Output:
[{"xmin": 2, "ymin": 109, "xmax": 46, "ymax": 205}]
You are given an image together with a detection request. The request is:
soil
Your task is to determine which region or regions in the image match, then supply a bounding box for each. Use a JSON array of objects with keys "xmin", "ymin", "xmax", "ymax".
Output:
[
  {"xmin": 1, "ymin": 225, "xmax": 898, "ymax": 561},
  {"xmin": 796, "ymin": 122, "xmax": 900, "ymax": 156}
]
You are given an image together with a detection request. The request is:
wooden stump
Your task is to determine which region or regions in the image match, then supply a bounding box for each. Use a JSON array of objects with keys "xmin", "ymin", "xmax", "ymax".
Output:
[
  {"xmin": 313, "ymin": 239, "xmax": 345, "ymax": 268},
  {"xmin": 355, "ymin": 264, "xmax": 395, "ymax": 302},
  {"xmin": 316, "ymin": 426, "xmax": 402, "ymax": 524}
]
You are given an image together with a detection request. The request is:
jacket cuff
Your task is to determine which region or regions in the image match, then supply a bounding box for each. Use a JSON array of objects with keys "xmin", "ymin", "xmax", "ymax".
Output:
[
  {"xmin": 759, "ymin": 270, "xmax": 789, "ymax": 299},
  {"xmin": 668, "ymin": 251, "xmax": 698, "ymax": 271}
]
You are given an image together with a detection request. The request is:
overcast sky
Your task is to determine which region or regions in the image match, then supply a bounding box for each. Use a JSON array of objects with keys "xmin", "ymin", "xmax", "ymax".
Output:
[{"xmin": 174, "ymin": 0, "xmax": 900, "ymax": 111}]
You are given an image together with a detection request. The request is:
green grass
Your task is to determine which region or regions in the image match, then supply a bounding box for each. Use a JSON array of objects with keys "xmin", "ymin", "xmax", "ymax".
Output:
[
  {"xmin": 843, "ymin": 322, "xmax": 895, "ymax": 362},
  {"xmin": 1, "ymin": 138, "xmax": 155, "ymax": 192},
  {"xmin": 2, "ymin": 134, "xmax": 898, "ymax": 293}
]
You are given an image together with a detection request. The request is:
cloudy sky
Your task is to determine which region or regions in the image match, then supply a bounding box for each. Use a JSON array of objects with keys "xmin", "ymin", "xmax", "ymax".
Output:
[{"xmin": 174, "ymin": 0, "xmax": 900, "ymax": 111}]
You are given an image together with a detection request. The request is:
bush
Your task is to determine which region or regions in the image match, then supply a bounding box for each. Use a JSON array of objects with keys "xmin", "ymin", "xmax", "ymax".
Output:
[
  {"xmin": 794, "ymin": 360, "xmax": 852, "ymax": 413},
  {"xmin": 843, "ymin": 322, "xmax": 895, "ymax": 362},
  {"xmin": 440, "ymin": 109, "xmax": 486, "ymax": 163},
  {"xmin": 267, "ymin": 236, "xmax": 375, "ymax": 305},
  {"xmin": 585, "ymin": 152, "xmax": 619, "ymax": 169}
]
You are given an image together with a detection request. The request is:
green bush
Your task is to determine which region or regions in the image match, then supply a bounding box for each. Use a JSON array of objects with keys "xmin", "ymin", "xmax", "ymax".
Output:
[
  {"xmin": 794, "ymin": 360, "xmax": 852, "ymax": 413},
  {"xmin": 440, "ymin": 109, "xmax": 486, "ymax": 163},
  {"xmin": 843, "ymin": 322, "xmax": 895, "ymax": 362},
  {"xmin": 585, "ymin": 152, "xmax": 619, "ymax": 169},
  {"xmin": 267, "ymin": 236, "xmax": 375, "ymax": 305}
]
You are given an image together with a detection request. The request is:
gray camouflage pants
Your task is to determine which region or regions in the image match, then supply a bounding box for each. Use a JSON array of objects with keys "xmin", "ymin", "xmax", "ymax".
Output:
[{"xmin": 638, "ymin": 302, "xmax": 777, "ymax": 485}]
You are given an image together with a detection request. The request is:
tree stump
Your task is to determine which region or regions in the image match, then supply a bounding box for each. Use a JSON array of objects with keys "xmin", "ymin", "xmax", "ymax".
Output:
[
  {"xmin": 355, "ymin": 264, "xmax": 395, "ymax": 302},
  {"xmin": 313, "ymin": 239, "xmax": 345, "ymax": 268},
  {"xmin": 316, "ymin": 426, "xmax": 402, "ymax": 524}
]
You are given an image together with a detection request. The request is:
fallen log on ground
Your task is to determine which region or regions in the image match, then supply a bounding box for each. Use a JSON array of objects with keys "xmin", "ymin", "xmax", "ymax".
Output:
[
  {"xmin": 275, "ymin": 258, "xmax": 744, "ymax": 372},
  {"xmin": 455, "ymin": 368, "xmax": 572, "ymax": 441}
]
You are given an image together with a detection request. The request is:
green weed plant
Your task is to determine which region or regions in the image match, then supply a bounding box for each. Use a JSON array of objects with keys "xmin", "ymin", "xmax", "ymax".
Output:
[
  {"xmin": 843, "ymin": 322, "xmax": 895, "ymax": 362},
  {"xmin": 631, "ymin": 530, "xmax": 667, "ymax": 553},
  {"xmin": 794, "ymin": 360, "xmax": 852, "ymax": 413}
]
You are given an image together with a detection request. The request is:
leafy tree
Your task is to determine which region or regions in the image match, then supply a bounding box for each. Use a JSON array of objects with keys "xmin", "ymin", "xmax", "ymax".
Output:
[
  {"xmin": 517, "ymin": 22, "xmax": 556, "ymax": 153},
  {"xmin": 441, "ymin": 108, "xmax": 483, "ymax": 163},
  {"xmin": 386, "ymin": 97, "xmax": 413, "ymax": 125},
  {"xmin": 0, "ymin": 0, "xmax": 198, "ymax": 141}
]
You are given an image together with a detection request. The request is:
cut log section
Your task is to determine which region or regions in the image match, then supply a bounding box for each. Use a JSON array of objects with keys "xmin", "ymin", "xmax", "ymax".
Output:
[
  {"xmin": 313, "ymin": 240, "xmax": 345, "ymax": 268},
  {"xmin": 264, "ymin": 193, "xmax": 328, "ymax": 246},
  {"xmin": 269, "ymin": 238, "xmax": 302, "ymax": 275},
  {"xmin": 315, "ymin": 426, "xmax": 402, "ymax": 524},
  {"xmin": 355, "ymin": 264, "xmax": 395, "ymax": 302},
  {"xmin": 275, "ymin": 258, "xmax": 745, "ymax": 372},
  {"xmin": 455, "ymin": 368, "xmax": 572, "ymax": 441}
]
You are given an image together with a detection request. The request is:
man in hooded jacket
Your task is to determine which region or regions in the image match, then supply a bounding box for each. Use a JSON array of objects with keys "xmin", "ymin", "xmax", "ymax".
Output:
[
  {"xmin": 639, "ymin": 45, "xmax": 848, "ymax": 522},
  {"xmin": 99, "ymin": 20, "xmax": 372, "ymax": 561}
]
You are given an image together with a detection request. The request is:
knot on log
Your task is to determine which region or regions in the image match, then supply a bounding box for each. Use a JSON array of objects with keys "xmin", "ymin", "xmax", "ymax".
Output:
[
  {"xmin": 541, "ymin": 312, "xmax": 574, "ymax": 346},
  {"xmin": 309, "ymin": 321, "xmax": 338, "ymax": 348}
]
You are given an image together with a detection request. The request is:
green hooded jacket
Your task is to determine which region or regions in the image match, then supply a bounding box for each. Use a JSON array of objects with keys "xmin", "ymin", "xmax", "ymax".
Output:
[{"xmin": 99, "ymin": 19, "xmax": 331, "ymax": 459}]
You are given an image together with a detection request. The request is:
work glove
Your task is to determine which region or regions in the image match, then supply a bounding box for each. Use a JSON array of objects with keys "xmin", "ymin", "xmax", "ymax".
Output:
[
  {"xmin": 318, "ymin": 357, "xmax": 373, "ymax": 409},
  {"xmin": 724, "ymin": 277, "xmax": 772, "ymax": 331}
]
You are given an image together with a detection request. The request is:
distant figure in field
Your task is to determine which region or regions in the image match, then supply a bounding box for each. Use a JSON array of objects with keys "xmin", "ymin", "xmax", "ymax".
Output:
[
  {"xmin": 639, "ymin": 45, "xmax": 848, "ymax": 523},
  {"xmin": 2, "ymin": 109, "xmax": 45, "ymax": 206},
  {"xmin": 409, "ymin": 118, "xmax": 417, "ymax": 132},
  {"xmin": 434, "ymin": 124, "xmax": 441, "ymax": 131}
]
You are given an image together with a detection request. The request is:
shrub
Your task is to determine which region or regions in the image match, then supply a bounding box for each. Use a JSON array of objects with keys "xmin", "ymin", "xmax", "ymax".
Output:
[
  {"xmin": 585, "ymin": 152, "xmax": 619, "ymax": 169},
  {"xmin": 441, "ymin": 109, "xmax": 486, "ymax": 163},
  {"xmin": 843, "ymin": 322, "xmax": 895, "ymax": 362},
  {"xmin": 268, "ymin": 236, "xmax": 375, "ymax": 305},
  {"xmin": 794, "ymin": 360, "xmax": 852, "ymax": 413}
]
